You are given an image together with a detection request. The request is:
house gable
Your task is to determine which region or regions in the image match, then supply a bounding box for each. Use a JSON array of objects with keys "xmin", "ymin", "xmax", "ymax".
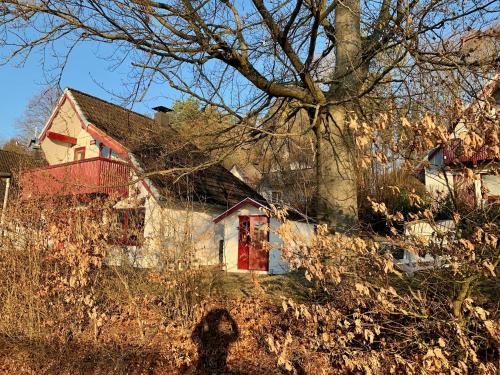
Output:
[
  {"xmin": 37, "ymin": 88, "xmax": 267, "ymax": 209},
  {"xmin": 39, "ymin": 91, "xmax": 130, "ymax": 166},
  {"xmin": 39, "ymin": 96, "xmax": 90, "ymax": 165}
]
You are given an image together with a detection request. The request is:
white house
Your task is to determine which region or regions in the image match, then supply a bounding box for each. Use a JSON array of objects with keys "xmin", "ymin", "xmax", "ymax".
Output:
[
  {"xmin": 419, "ymin": 75, "xmax": 500, "ymax": 207},
  {"xmin": 20, "ymin": 88, "xmax": 315, "ymax": 273}
]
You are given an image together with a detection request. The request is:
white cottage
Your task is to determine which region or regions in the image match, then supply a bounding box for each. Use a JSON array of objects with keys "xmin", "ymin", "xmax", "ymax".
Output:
[
  {"xmin": 418, "ymin": 75, "xmax": 500, "ymax": 207},
  {"xmin": 213, "ymin": 198, "xmax": 314, "ymax": 274},
  {"xmin": 21, "ymin": 88, "xmax": 315, "ymax": 273}
]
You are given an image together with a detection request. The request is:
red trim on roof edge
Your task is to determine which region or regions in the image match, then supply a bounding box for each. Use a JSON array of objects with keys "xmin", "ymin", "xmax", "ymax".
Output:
[
  {"xmin": 86, "ymin": 124, "xmax": 129, "ymax": 158},
  {"xmin": 39, "ymin": 92, "xmax": 87, "ymax": 142},
  {"xmin": 67, "ymin": 93, "xmax": 87, "ymax": 129},
  {"xmin": 213, "ymin": 198, "xmax": 267, "ymax": 223},
  {"xmin": 39, "ymin": 94, "xmax": 68, "ymax": 142},
  {"xmin": 85, "ymin": 125, "xmax": 157, "ymax": 199},
  {"xmin": 46, "ymin": 131, "xmax": 78, "ymax": 145}
]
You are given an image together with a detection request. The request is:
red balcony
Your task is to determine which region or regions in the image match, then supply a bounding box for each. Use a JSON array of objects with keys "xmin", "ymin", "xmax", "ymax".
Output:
[
  {"xmin": 21, "ymin": 157, "xmax": 131, "ymax": 198},
  {"xmin": 443, "ymin": 139, "xmax": 496, "ymax": 166}
]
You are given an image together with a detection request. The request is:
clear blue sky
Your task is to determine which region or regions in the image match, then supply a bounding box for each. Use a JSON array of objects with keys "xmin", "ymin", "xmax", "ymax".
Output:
[{"xmin": 0, "ymin": 42, "xmax": 182, "ymax": 145}]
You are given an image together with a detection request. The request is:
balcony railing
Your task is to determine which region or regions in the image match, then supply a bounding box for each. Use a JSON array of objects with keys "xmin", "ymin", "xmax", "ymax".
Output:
[
  {"xmin": 443, "ymin": 139, "xmax": 496, "ymax": 166},
  {"xmin": 21, "ymin": 157, "xmax": 131, "ymax": 198}
]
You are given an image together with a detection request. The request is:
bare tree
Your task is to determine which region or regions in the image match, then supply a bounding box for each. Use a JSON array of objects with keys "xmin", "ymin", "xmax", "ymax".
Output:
[
  {"xmin": 0, "ymin": 1, "xmax": 497, "ymax": 229},
  {"xmin": 14, "ymin": 85, "xmax": 62, "ymax": 146}
]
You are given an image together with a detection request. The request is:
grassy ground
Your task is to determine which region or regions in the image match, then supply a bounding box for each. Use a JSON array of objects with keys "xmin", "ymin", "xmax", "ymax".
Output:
[
  {"xmin": 98, "ymin": 266, "xmax": 313, "ymax": 306},
  {"xmin": 209, "ymin": 270, "xmax": 313, "ymax": 303}
]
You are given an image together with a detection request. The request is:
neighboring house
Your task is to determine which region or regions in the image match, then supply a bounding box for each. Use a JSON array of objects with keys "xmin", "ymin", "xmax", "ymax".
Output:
[
  {"xmin": 257, "ymin": 166, "xmax": 316, "ymax": 219},
  {"xmin": 419, "ymin": 75, "xmax": 500, "ymax": 207},
  {"xmin": 20, "ymin": 88, "xmax": 314, "ymax": 273},
  {"xmin": 396, "ymin": 220, "xmax": 455, "ymax": 275},
  {"xmin": 0, "ymin": 150, "xmax": 41, "ymax": 224}
]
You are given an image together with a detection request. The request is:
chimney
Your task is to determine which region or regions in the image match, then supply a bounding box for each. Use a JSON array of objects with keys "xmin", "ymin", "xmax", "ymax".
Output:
[{"xmin": 153, "ymin": 106, "xmax": 172, "ymax": 128}]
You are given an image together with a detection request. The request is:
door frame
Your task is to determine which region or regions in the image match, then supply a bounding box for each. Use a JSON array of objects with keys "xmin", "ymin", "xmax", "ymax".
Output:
[{"xmin": 237, "ymin": 215, "xmax": 269, "ymax": 271}]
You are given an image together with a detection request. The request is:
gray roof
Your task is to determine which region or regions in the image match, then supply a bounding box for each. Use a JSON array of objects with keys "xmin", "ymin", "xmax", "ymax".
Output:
[{"xmin": 0, "ymin": 150, "xmax": 34, "ymax": 177}]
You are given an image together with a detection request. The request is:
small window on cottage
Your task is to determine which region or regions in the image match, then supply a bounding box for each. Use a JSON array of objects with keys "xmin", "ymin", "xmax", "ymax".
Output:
[
  {"xmin": 240, "ymin": 220, "xmax": 251, "ymax": 244},
  {"xmin": 112, "ymin": 208, "xmax": 146, "ymax": 246},
  {"xmin": 390, "ymin": 246, "xmax": 405, "ymax": 260},
  {"xmin": 99, "ymin": 143, "xmax": 112, "ymax": 158}
]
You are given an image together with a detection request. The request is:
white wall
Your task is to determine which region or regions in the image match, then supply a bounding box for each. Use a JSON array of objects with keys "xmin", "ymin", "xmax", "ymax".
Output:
[
  {"xmin": 399, "ymin": 220, "xmax": 455, "ymax": 274},
  {"xmin": 122, "ymin": 197, "xmax": 224, "ymax": 269},
  {"xmin": 425, "ymin": 168, "xmax": 500, "ymax": 207},
  {"xmin": 425, "ymin": 168, "xmax": 454, "ymax": 199},
  {"xmin": 482, "ymin": 174, "xmax": 500, "ymax": 197}
]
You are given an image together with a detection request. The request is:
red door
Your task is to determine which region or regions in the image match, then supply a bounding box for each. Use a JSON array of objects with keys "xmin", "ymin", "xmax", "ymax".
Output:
[
  {"xmin": 238, "ymin": 216, "xmax": 250, "ymax": 270},
  {"xmin": 238, "ymin": 216, "xmax": 269, "ymax": 271}
]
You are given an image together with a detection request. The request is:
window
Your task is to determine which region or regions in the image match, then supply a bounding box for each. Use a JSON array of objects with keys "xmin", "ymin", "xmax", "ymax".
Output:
[
  {"xmin": 240, "ymin": 219, "xmax": 250, "ymax": 244},
  {"xmin": 112, "ymin": 208, "xmax": 146, "ymax": 246},
  {"xmin": 98, "ymin": 143, "xmax": 115, "ymax": 159},
  {"xmin": 252, "ymin": 220, "xmax": 267, "ymax": 244},
  {"xmin": 390, "ymin": 246, "xmax": 405, "ymax": 260},
  {"xmin": 74, "ymin": 147, "xmax": 86, "ymax": 161},
  {"xmin": 270, "ymin": 190, "xmax": 282, "ymax": 203}
]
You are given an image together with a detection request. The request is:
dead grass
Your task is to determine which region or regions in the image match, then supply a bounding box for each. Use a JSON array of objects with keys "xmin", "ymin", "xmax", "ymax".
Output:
[
  {"xmin": 208, "ymin": 270, "xmax": 313, "ymax": 303},
  {"xmin": 0, "ymin": 264, "xmax": 306, "ymax": 374}
]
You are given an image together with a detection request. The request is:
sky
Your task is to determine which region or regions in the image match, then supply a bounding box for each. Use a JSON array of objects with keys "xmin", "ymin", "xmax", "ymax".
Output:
[{"xmin": 0, "ymin": 42, "xmax": 182, "ymax": 145}]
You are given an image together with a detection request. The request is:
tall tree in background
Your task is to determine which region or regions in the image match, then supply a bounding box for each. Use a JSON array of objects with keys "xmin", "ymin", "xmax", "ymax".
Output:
[
  {"xmin": 15, "ymin": 85, "xmax": 62, "ymax": 144},
  {"xmin": 1, "ymin": 85, "xmax": 61, "ymax": 157},
  {"xmin": 1, "ymin": 139, "xmax": 29, "ymax": 155},
  {"xmin": 1, "ymin": 1, "xmax": 497, "ymax": 229}
]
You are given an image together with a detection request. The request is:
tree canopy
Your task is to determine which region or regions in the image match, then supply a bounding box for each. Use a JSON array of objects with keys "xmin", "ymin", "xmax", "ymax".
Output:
[{"xmin": 1, "ymin": 0, "xmax": 497, "ymax": 227}]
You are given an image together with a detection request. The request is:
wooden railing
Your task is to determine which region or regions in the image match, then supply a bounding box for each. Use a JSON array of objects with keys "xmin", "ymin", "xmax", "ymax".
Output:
[
  {"xmin": 21, "ymin": 157, "xmax": 131, "ymax": 197},
  {"xmin": 443, "ymin": 139, "xmax": 495, "ymax": 166}
]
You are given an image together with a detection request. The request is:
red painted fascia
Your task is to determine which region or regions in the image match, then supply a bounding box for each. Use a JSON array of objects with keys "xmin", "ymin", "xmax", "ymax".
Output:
[
  {"xmin": 47, "ymin": 131, "xmax": 78, "ymax": 145},
  {"xmin": 86, "ymin": 124, "xmax": 129, "ymax": 159},
  {"xmin": 39, "ymin": 92, "xmax": 87, "ymax": 142}
]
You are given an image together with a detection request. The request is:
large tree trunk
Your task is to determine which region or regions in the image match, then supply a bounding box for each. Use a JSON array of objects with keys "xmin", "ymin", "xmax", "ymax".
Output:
[
  {"xmin": 315, "ymin": 0, "xmax": 363, "ymax": 231},
  {"xmin": 316, "ymin": 105, "xmax": 358, "ymax": 231}
]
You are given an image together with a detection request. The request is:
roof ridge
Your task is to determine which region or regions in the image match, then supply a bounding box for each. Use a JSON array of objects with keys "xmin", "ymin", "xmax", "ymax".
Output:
[{"xmin": 65, "ymin": 87, "xmax": 155, "ymax": 122}]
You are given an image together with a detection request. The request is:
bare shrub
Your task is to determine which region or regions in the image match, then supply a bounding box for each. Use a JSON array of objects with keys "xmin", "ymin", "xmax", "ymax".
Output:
[{"xmin": 0, "ymin": 194, "xmax": 224, "ymax": 373}]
